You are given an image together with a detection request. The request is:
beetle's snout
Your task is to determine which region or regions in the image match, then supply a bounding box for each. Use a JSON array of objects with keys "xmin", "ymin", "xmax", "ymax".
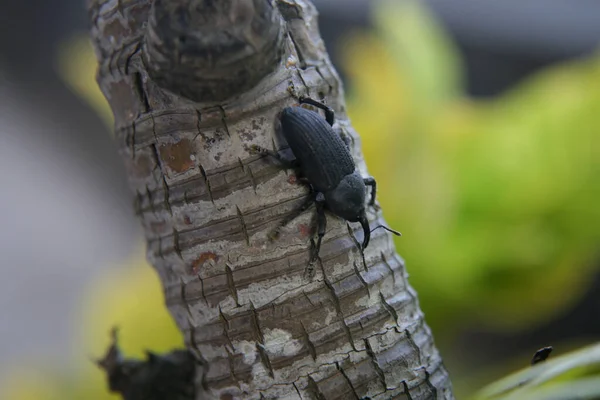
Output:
[{"xmin": 359, "ymin": 214, "xmax": 370, "ymax": 250}]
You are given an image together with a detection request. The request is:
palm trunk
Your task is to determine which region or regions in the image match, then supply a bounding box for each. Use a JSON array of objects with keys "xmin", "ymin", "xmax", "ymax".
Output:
[{"xmin": 89, "ymin": 0, "xmax": 453, "ymax": 399}]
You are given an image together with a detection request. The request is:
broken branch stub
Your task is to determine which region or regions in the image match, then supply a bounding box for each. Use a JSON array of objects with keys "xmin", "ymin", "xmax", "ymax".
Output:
[
  {"xmin": 144, "ymin": 0, "xmax": 284, "ymax": 102},
  {"xmin": 89, "ymin": 0, "xmax": 453, "ymax": 398}
]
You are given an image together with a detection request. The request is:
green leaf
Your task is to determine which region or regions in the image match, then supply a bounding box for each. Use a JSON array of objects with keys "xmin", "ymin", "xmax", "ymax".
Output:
[
  {"xmin": 475, "ymin": 343, "xmax": 600, "ymax": 400},
  {"xmin": 373, "ymin": 0, "xmax": 463, "ymax": 113}
]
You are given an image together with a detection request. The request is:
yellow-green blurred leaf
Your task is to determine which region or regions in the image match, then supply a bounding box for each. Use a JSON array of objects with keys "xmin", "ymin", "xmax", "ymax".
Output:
[
  {"xmin": 0, "ymin": 368, "xmax": 65, "ymax": 400},
  {"xmin": 56, "ymin": 35, "xmax": 113, "ymax": 128},
  {"xmin": 76, "ymin": 249, "xmax": 183, "ymax": 361},
  {"xmin": 374, "ymin": 0, "xmax": 463, "ymax": 114}
]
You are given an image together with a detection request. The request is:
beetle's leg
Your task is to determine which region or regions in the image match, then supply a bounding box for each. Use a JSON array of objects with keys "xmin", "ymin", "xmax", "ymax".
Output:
[
  {"xmin": 299, "ymin": 97, "xmax": 335, "ymax": 126},
  {"xmin": 363, "ymin": 177, "xmax": 377, "ymax": 207},
  {"xmin": 268, "ymin": 194, "xmax": 314, "ymax": 241},
  {"xmin": 299, "ymin": 97, "xmax": 347, "ymax": 148},
  {"xmin": 249, "ymin": 145, "xmax": 299, "ymax": 169},
  {"xmin": 296, "ymin": 176, "xmax": 311, "ymax": 185},
  {"xmin": 310, "ymin": 192, "xmax": 327, "ymax": 264}
]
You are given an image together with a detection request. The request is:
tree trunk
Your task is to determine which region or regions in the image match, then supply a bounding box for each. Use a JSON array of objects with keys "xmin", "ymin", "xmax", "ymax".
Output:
[{"xmin": 88, "ymin": 0, "xmax": 453, "ymax": 399}]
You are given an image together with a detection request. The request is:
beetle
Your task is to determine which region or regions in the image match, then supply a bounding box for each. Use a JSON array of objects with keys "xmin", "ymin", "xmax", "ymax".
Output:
[{"xmin": 251, "ymin": 97, "xmax": 400, "ymax": 263}]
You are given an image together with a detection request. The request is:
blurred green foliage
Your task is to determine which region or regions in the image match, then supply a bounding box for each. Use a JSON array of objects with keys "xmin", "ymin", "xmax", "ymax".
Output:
[{"xmin": 343, "ymin": 0, "xmax": 600, "ymax": 334}]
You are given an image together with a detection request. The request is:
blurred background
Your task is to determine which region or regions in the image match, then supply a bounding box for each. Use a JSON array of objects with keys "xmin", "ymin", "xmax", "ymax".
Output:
[{"xmin": 0, "ymin": 0, "xmax": 599, "ymax": 398}]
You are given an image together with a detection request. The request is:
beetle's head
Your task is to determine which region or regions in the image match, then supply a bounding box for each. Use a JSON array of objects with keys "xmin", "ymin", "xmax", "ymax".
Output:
[
  {"xmin": 325, "ymin": 172, "xmax": 401, "ymax": 251},
  {"xmin": 325, "ymin": 171, "xmax": 374, "ymax": 249},
  {"xmin": 325, "ymin": 171, "xmax": 366, "ymax": 223}
]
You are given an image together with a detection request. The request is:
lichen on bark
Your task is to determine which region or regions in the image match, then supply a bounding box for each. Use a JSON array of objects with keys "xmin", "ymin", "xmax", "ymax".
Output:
[{"xmin": 89, "ymin": 0, "xmax": 453, "ymax": 398}]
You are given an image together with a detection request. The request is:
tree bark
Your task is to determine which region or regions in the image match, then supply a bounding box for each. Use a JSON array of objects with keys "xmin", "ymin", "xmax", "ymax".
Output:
[{"xmin": 88, "ymin": 0, "xmax": 453, "ymax": 399}]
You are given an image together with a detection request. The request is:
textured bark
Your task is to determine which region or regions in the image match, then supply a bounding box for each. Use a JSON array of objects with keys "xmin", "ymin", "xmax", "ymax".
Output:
[{"xmin": 89, "ymin": 0, "xmax": 453, "ymax": 399}]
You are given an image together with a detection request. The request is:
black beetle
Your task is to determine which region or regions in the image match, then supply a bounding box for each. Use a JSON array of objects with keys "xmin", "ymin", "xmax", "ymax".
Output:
[{"xmin": 251, "ymin": 97, "xmax": 400, "ymax": 263}]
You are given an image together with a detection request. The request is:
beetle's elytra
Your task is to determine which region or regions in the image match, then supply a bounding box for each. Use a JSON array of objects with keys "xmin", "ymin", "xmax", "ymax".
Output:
[{"xmin": 251, "ymin": 97, "xmax": 400, "ymax": 263}]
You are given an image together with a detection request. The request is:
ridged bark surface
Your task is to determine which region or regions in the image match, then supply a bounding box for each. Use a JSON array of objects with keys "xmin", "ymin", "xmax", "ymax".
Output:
[{"xmin": 89, "ymin": 0, "xmax": 454, "ymax": 398}]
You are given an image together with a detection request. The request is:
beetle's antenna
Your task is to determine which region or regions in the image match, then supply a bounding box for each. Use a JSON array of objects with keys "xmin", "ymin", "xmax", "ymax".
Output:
[
  {"xmin": 370, "ymin": 225, "xmax": 402, "ymax": 237},
  {"xmin": 359, "ymin": 214, "xmax": 370, "ymax": 250}
]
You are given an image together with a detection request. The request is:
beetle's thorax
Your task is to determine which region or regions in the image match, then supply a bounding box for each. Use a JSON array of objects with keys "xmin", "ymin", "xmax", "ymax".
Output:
[{"xmin": 324, "ymin": 170, "xmax": 366, "ymax": 222}]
